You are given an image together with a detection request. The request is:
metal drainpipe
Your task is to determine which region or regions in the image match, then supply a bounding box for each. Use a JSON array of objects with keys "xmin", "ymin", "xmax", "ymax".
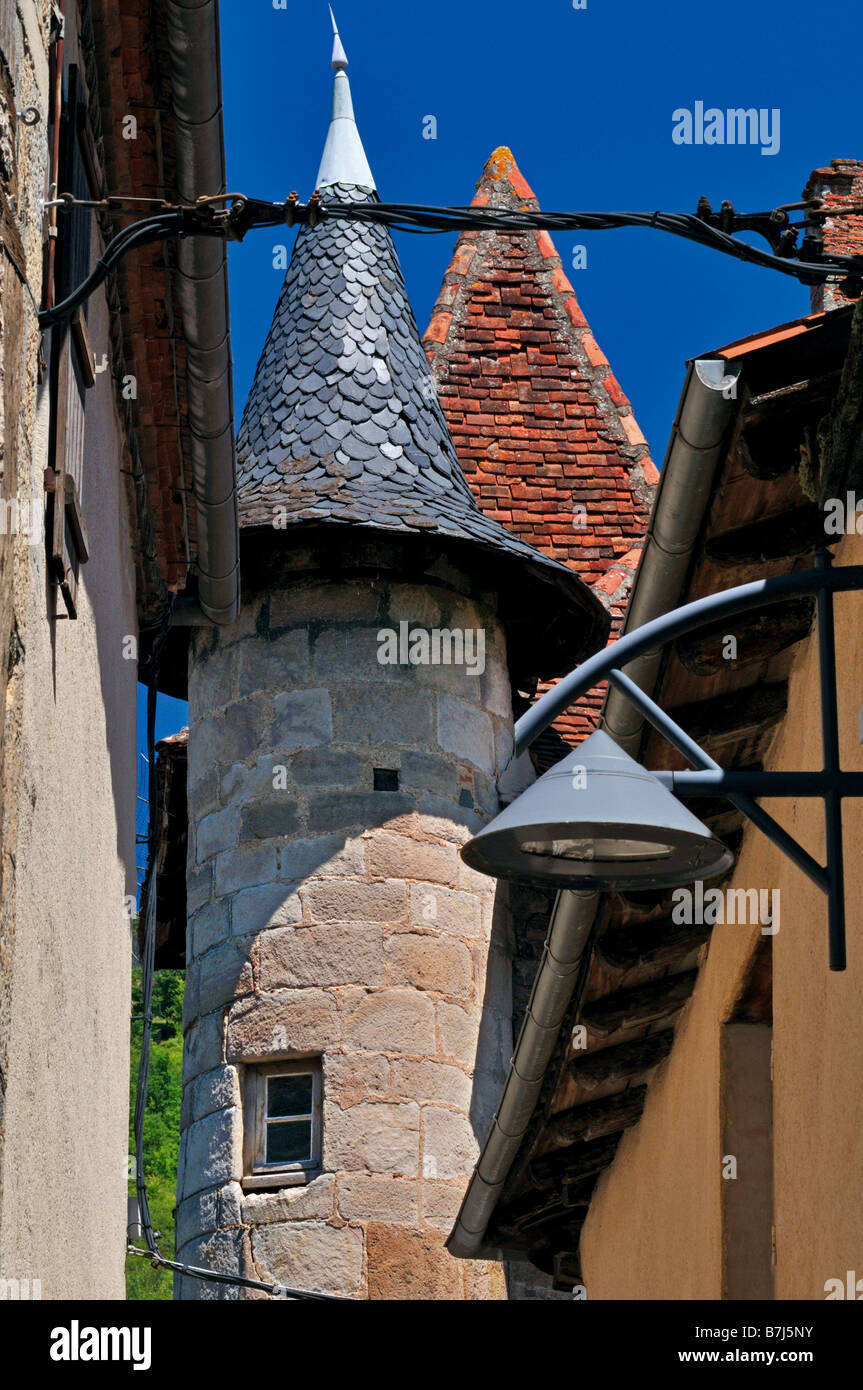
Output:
[
  {"xmin": 603, "ymin": 357, "xmax": 743, "ymax": 755},
  {"xmin": 166, "ymin": 0, "xmax": 239, "ymax": 625},
  {"xmin": 447, "ymin": 357, "xmax": 743, "ymax": 1262}
]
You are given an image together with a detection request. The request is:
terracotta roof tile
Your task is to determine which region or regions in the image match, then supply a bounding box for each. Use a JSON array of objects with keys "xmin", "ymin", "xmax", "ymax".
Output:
[{"xmin": 423, "ymin": 147, "xmax": 656, "ymax": 743}]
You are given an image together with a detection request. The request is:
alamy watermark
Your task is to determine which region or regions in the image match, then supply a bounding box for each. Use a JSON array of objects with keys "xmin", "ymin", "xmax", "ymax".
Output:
[
  {"xmin": 0, "ymin": 1277, "xmax": 42, "ymax": 1299},
  {"xmin": 823, "ymin": 493, "xmax": 863, "ymax": 535},
  {"xmin": 672, "ymin": 882, "xmax": 779, "ymax": 936},
  {"xmin": 50, "ymin": 1323, "xmax": 151, "ymax": 1370},
  {"xmin": 672, "ymin": 103, "xmax": 780, "ymax": 157},
  {"xmin": 377, "ymin": 622, "xmax": 485, "ymax": 676},
  {"xmin": 825, "ymin": 1271, "xmax": 863, "ymax": 1299}
]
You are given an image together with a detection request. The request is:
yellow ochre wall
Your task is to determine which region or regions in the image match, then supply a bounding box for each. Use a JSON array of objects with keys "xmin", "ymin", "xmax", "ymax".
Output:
[{"xmin": 581, "ymin": 531, "xmax": 863, "ymax": 1301}]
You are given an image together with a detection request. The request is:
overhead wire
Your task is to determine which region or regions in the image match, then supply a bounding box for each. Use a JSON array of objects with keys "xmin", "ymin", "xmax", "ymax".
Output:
[{"xmin": 37, "ymin": 190, "xmax": 863, "ymax": 330}]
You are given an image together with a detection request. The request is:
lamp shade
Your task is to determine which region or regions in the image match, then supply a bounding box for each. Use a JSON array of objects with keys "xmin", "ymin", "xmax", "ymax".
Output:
[{"xmin": 462, "ymin": 729, "xmax": 735, "ymax": 891}]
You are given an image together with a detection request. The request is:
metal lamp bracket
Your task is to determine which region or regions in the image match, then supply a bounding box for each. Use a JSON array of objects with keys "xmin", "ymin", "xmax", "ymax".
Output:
[{"xmin": 515, "ymin": 552, "xmax": 863, "ymax": 970}]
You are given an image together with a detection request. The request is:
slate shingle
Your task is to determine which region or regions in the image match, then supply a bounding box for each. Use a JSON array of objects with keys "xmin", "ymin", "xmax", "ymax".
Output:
[{"xmin": 235, "ymin": 182, "xmax": 609, "ymax": 670}]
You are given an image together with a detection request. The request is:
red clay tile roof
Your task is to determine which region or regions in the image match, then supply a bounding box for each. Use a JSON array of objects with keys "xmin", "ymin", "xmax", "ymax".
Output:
[{"xmin": 423, "ymin": 147, "xmax": 657, "ymax": 746}]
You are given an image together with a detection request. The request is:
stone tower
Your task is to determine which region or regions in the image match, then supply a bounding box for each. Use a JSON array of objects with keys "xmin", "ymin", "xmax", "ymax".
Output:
[{"xmin": 176, "ymin": 15, "xmax": 607, "ymax": 1299}]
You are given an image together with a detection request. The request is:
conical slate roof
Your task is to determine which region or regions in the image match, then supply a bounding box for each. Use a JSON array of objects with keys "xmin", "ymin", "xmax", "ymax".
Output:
[
  {"xmin": 236, "ymin": 184, "xmax": 576, "ymax": 567},
  {"xmin": 235, "ymin": 21, "xmax": 609, "ymax": 677},
  {"xmin": 236, "ymin": 183, "xmax": 507, "ymax": 540}
]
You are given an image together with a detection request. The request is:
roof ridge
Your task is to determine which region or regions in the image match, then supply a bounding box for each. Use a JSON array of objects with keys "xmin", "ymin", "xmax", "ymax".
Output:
[
  {"xmin": 470, "ymin": 146, "xmax": 540, "ymax": 209},
  {"xmin": 422, "ymin": 150, "xmax": 657, "ymax": 502}
]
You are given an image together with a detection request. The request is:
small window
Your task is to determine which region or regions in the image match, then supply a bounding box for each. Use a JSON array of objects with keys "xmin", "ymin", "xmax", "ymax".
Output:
[
  {"xmin": 373, "ymin": 767, "xmax": 399, "ymax": 791},
  {"xmin": 242, "ymin": 1059, "xmax": 322, "ymax": 1190}
]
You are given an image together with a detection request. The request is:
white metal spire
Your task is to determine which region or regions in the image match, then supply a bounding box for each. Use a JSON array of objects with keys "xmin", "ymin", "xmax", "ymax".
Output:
[{"xmin": 315, "ymin": 8, "xmax": 376, "ymax": 192}]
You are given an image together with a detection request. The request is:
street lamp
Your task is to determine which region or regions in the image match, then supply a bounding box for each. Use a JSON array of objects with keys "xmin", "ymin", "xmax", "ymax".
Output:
[
  {"xmin": 461, "ymin": 556, "xmax": 863, "ymax": 970},
  {"xmin": 461, "ymin": 728, "xmax": 734, "ymax": 892}
]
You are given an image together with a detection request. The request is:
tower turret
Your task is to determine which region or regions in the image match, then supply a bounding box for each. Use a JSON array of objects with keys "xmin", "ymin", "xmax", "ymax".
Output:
[{"xmin": 176, "ymin": 13, "xmax": 606, "ymax": 1300}]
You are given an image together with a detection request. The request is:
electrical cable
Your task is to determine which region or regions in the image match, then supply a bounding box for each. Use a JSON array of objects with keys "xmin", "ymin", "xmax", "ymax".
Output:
[
  {"xmin": 38, "ymin": 189, "xmax": 863, "ymax": 331},
  {"xmin": 329, "ymin": 202, "xmax": 847, "ymax": 284},
  {"xmin": 39, "ymin": 210, "xmax": 224, "ymax": 329}
]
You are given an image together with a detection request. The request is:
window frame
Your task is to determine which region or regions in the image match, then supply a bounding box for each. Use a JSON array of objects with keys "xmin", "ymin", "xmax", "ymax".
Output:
[{"xmin": 242, "ymin": 1058, "xmax": 323, "ymax": 1191}]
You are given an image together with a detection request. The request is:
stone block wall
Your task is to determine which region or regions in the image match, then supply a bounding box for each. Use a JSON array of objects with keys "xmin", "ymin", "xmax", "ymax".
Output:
[{"xmin": 177, "ymin": 573, "xmax": 513, "ymax": 1298}]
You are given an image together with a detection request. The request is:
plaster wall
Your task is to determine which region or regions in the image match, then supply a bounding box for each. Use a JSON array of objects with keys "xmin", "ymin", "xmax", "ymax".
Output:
[
  {"xmin": 0, "ymin": 2, "xmax": 138, "ymax": 1299},
  {"xmin": 580, "ymin": 531, "xmax": 863, "ymax": 1301}
]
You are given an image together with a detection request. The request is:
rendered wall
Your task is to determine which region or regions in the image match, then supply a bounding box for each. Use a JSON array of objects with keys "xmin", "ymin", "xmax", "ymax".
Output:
[
  {"xmin": 580, "ymin": 530, "xmax": 863, "ymax": 1301},
  {"xmin": 178, "ymin": 572, "xmax": 513, "ymax": 1299},
  {"xmin": 0, "ymin": 3, "xmax": 138, "ymax": 1300}
]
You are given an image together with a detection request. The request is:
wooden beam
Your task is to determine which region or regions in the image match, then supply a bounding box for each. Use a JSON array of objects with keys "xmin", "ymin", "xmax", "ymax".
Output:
[
  {"xmin": 525, "ymin": 1223, "xmax": 586, "ymax": 1273},
  {"xmin": 507, "ymin": 1200, "xmax": 591, "ymax": 1241},
  {"xmin": 528, "ymin": 1134, "xmax": 622, "ymax": 1191},
  {"xmin": 494, "ymin": 1202, "xmax": 567, "ymax": 1241},
  {"xmin": 528, "ymin": 1217, "xmax": 587, "ymax": 1274},
  {"xmin": 817, "ymin": 301, "xmax": 863, "ymax": 504},
  {"xmin": 706, "ymin": 505, "xmax": 824, "ymax": 567},
  {"xmin": 491, "ymin": 1178, "xmax": 600, "ymax": 1245},
  {"xmin": 568, "ymin": 1029, "xmax": 675, "ymax": 1090},
  {"xmin": 553, "ymin": 1252, "xmax": 584, "ymax": 1291},
  {"xmin": 664, "ymin": 682, "xmax": 788, "ymax": 750},
  {"xmin": 581, "ymin": 970, "xmax": 698, "ymax": 1038},
  {"xmin": 546, "ymin": 1085, "xmax": 647, "ymax": 1150},
  {"xmin": 495, "ymin": 1176, "xmax": 597, "ymax": 1236},
  {"xmin": 675, "ymin": 600, "xmax": 814, "ymax": 675},
  {"xmin": 597, "ymin": 918, "xmax": 711, "ymax": 972},
  {"xmin": 734, "ymin": 371, "xmax": 839, "ymax": 480}
]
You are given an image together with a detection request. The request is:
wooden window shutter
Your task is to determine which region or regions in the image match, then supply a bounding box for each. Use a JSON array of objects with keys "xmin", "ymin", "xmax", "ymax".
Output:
[{"xmin": 49, "ymin": 64, "xmax": 96, "ymax": 619}]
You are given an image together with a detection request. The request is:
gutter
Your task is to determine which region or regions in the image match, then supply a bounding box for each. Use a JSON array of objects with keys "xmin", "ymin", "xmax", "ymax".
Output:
[
  {"xmin": 447, "ymin": 357, "xmax": 743, "ymax": 1261},
  {"xmin": 166, "ymin": 0, "xmax": 239, "ymax": 625}
]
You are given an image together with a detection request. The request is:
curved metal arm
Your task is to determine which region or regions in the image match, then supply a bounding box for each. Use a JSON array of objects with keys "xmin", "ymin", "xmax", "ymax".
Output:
[
  {"xmin": 516, "ymin": 560, "xmax": 863, "ymax": 756},
  {"xmin": 516, "ymin": 556, "xmax": 863, "ymax": 970}
]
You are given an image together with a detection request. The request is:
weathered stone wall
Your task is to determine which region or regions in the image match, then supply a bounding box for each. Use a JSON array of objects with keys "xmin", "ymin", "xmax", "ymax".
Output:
[
  {"xmin": 178, "ymin": 572, "xmax": 513, "ymax": 1298},
  {"xmin": 0, "ymin": 2, "xmax": 138, "ymax": 1299}
]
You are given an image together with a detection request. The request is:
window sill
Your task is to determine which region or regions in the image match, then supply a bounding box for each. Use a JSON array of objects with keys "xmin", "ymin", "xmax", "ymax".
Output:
[{"xmin": 241, "ymin": 1168, "xmax": 321, "ymax": 1192}]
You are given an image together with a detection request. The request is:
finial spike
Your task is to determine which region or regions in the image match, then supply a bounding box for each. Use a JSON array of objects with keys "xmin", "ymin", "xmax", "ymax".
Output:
[
  {"xmin": 329, "ymin": 6, "xmax": 348, "ymax": 70},
  {"xmin": 316, "ymin": 6, "xmax": 375, "ymax": 192}
]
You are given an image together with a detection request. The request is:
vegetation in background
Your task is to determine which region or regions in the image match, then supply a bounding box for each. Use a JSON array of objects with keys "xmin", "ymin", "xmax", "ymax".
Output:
[{"xmin": 126, "ymin": 968, "xmax": 185, "ymax": 1300}]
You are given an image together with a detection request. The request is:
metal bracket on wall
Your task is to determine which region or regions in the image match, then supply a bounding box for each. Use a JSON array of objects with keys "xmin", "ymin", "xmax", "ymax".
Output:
[{"xmin": 516, "ymin": 551, "xmax": 863, "ymax": 970}]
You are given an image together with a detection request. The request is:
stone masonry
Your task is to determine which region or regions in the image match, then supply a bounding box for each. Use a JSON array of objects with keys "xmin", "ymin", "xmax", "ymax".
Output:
[{"xmin": 177, "ymin": 571, "xmax": 513, "ymax": 1298}]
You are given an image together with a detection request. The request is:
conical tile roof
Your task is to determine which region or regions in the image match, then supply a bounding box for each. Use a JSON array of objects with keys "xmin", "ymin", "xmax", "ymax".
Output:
[
  {"xmin": 235, "ymin": 31, "xmax": 609, "ymax": 679},
  {"xmin": 236, "ymin": 183, "xmax": 604, "ymax": 576},
  {"xmin": 423, "ymin": 147, "xmax": 658, "ymax": 738}
]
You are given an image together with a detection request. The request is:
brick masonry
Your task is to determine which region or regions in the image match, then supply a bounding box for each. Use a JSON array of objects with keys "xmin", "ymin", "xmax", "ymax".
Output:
[
  {"xmin": 178, "ymin": 574, "xmax": 513, "ymax": 1299},
  {"xmin": 803, "ymin": 159, "xmax": 863, "ymax": 313},
  {"xmin": 423, "ymin": 147, "xmax": 657, "ymax": 746}
]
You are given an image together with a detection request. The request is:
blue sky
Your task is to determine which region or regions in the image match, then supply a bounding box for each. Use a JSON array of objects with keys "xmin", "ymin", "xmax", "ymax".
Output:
[
  {"xmin": 221, "ymin": 0, "xmax": 860, "ymax": 454},
  {"xmin": 136, "ymin": 0, "xmax": 862, "ymax": 883}
]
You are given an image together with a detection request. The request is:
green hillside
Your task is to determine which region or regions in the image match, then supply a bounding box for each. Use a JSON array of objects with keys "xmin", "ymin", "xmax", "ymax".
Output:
[{"xmin": 126, "ymin": 968, "xmax": 185, "ymax": 1300}]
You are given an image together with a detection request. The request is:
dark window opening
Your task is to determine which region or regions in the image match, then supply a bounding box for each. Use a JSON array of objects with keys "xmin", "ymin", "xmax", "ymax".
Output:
[{"xmin": 374, "ymin": 768, "xmax": 399, "ymax": 791}]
